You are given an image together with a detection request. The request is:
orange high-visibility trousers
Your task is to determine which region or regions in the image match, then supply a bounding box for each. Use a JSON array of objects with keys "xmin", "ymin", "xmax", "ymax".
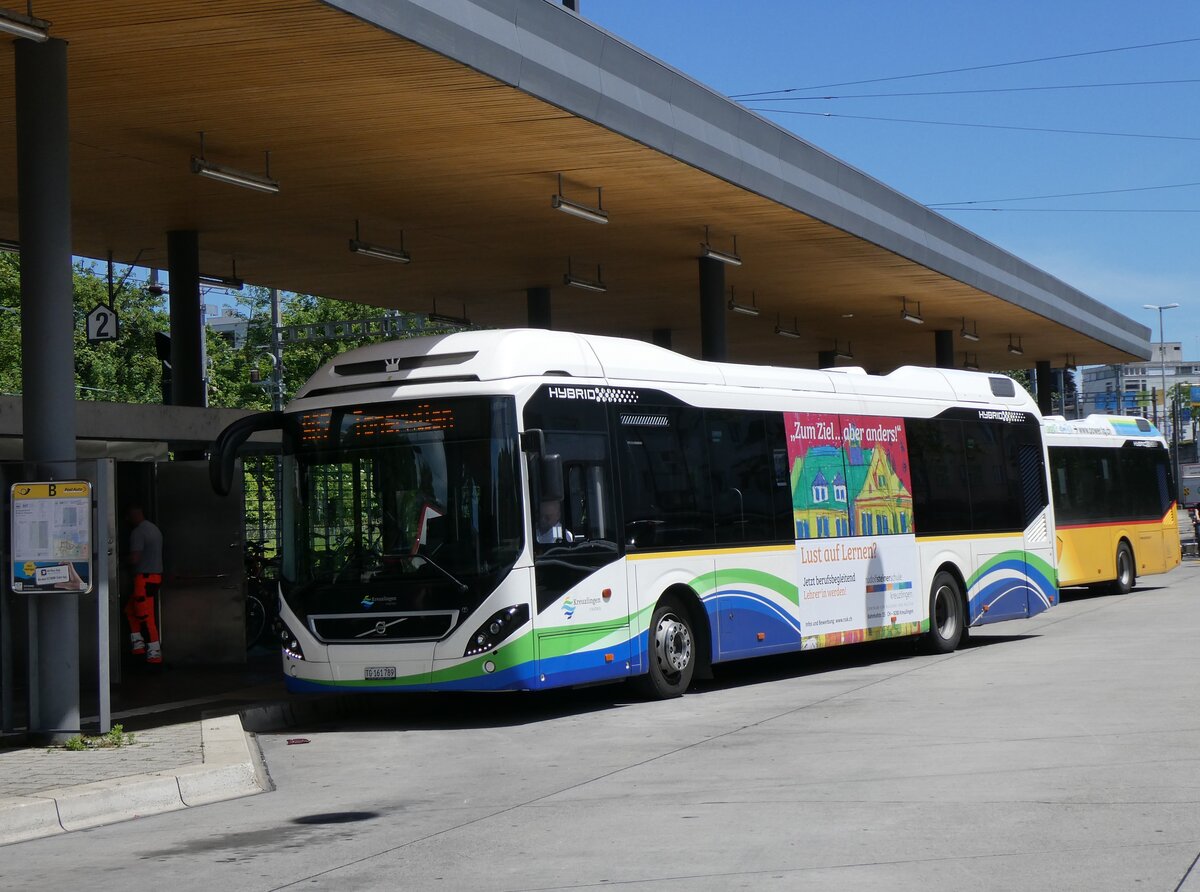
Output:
[{"xmin": 124, "ymin": 573, "xmax": 162, "ymax": 645}]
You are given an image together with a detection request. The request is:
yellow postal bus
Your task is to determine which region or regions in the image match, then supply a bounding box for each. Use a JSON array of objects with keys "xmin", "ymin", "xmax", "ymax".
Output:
[{"xmin": 1044, "ymin": 415, "xmax": 1181, "ymax": 593}]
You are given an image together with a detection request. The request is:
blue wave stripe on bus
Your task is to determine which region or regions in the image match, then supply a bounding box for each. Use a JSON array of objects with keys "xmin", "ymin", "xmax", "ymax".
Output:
[
  {"xmin": 708, "ymin": 590, "xmax": 805, "ymax": 635},
  {"xmin": 968, "ymin": 557, "xmax": 1057, "ymax": 625},
  {"xmin": 699, "ymin": 589, "xmax": 804, "ymax": 657},
  {"xmin": 535, "ymin": 648, "xmax": 634, "ymax": 688},
  {"xmin": 283, "ymin": 660, "xmax": 542, "ymax": 694}
]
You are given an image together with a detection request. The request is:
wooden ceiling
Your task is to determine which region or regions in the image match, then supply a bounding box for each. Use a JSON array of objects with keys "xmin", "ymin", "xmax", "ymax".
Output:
[{"xmin": 0, "ymin": 1, "xmax": 1138, "ymax": 370}]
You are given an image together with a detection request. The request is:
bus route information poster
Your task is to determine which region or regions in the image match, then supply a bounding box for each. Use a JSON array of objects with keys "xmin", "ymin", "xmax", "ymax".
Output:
[
  {"xmin": 785, "ymin": 413, "xmax": 919, "ymax": 645},
  {"xmin": 10, "ymin": 481, "xmax": 93, "ymax": 594}
]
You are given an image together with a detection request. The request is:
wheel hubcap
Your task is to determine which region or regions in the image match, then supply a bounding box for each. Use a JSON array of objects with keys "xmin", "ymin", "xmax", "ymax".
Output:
[
  {"xmin": 934, "ymin": 585, "xmax": 958, "ymax": 639},
  {"xmin": 653, "ymin": 613, "xmax": 692, "ymax": 675}
]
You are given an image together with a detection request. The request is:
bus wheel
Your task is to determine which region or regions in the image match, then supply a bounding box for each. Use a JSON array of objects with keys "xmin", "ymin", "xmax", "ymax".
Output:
[
  {"xmin": 926, "ymin": 572, "xmax": 965, "ymax": 654},
  {"xmin": 1112, "ymin": 542, "xmax": 1135, "ymax": 594},
  {"xmin": 636, "ymin": 596, "xmax": 695, "ymax": 699}
]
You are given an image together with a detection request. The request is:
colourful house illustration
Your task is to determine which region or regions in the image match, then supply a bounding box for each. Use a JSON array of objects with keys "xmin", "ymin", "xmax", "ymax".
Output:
[{"xmin": 792, "ymin": 441, "xmax": 914, "ymax": 539}]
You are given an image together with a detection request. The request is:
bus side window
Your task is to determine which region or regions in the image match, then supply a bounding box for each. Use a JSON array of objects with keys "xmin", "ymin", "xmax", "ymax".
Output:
[
  {"xmin": 907, "ymin": 419, "xmax": 970, "ymax": 534},
  {"xmin": 619, "ymin": 406, "xmax": 713, "ymax": 549},
  {"xmin": 561, "ymin": 462, "xmax": 613, "ymax": 543},
  {"xmin": 706, "ymin": 409, "xmax": 779, "ymax": 545}
]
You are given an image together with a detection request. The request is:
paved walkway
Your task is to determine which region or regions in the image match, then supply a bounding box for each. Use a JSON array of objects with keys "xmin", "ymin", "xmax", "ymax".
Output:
[
  {"xmin": 0, "ymin": 658, "xmax": 290, "ymax": 846},
  {"xmin": 0, "ymin": 721, "xmax": 202, "ymax": 798}
]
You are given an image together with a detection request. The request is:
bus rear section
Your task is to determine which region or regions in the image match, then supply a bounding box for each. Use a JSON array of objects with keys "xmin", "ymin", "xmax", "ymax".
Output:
[{"xmin": 1044, "ymin": 415, "xmax": 1181, "ymax": 592}]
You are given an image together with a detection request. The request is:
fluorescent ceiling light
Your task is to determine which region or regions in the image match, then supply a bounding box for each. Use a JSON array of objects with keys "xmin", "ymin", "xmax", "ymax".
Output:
[
  {"xmin": 0, "ymin": 8, "xmax": 49, "ymax": 41},
  {"xmin": 1007, "ymin": 335, "xmax": 1024, "ymax": 356},
  {"xmin": 552, "ymin": 195, "xmax": 609, "ymax": 224},
  {"xmin": 702, "ymin": 245, "xmax": 742, "ymax": 266},
  {"xmin": 775, "ymin": 315, "xmax": 801, "ymax": 339},
  {"xmin": 191, "ymin": 157, "xmax": 279, "ymax": 194},
  {"xmin": 552, "ymin": 174, "xmax": 608, "ymax": 224},
  {"xmin": 198, "ymin": 273, "xmax": 243, "ymax": 291},
  {"xmin": 428, "ymin": 301, "xmax": 470, "ymax": 327},
  {"xmin": 727, "ymin": 288, "xmax": 759, "ymax": 316},
  {"xmin": 701, "ymin": 226, "xmax": 741, "ymax": 266},
  {"xmin": 198, "ymin": 259, "xmax": 243, "ymax": 291},
  {"xmin": 834, "ymin": 341, "xmax": 853, "ymax": 360},
  {"xmin": 960, "ymin": 317, "xmax": 980, "ymax": 341},
  {"xmin": 901, "ymin": 297, "xmax": 924, "ymax": 325},
  {"xmin": 563, "ymin": 259, "xmax": 606, "ymax": 292},
  {"xmin": 190, "ymin": 132, "xmax": 279, "ymax": 193},
  {"xmin": 349, "ymin": 239, "xmax": 411, "ymax": 264},
  {"xmin": 564, "ymin": 273, "xmax": 606, "ymax": 293},
  {"xmin": 0, "ymin": 238, "xmax": 19, "ymax": 253},
  {"xmin": 349, "ymin": 220, "xmax": 410, "ymax": 264},
  {"xmin": 963, "ymin": 353, "xmax": 980, "ymax": 371}
]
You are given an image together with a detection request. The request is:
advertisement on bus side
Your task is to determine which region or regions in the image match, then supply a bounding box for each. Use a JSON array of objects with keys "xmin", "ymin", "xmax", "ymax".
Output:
[{"xmin": 786, "ymin": 412, "xmax": 920, "ymax": 643}]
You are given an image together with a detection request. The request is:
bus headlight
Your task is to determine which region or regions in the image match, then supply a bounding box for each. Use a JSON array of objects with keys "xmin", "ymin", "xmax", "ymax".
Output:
[
  {"xmin": 279, "ymin": 620, "xmax": 305, "ymax": 661},
  {"xmin": 463, "ymin": 604, "xmax": 529, "ymax": 657}
]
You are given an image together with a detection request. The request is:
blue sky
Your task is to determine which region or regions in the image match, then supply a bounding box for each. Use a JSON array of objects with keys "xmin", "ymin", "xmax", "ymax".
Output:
[{"xmin": 582, "ymin": 0, "xmax": 1200, "ymax": 360}]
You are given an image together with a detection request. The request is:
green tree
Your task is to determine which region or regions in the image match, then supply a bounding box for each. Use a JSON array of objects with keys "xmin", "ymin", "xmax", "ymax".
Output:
[
  {"xmin": 0, "ymin": 254, "xmax": 169, "ymax": 401},
  {"xmin": 204, "ymin": 288, "xmax": 401, "ymax": 409},
  {"xmin": 1, "ymin": 257, "xmax": 463, "ymax": 409}
]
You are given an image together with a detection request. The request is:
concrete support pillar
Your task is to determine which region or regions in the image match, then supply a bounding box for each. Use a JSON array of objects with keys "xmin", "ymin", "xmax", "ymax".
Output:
[
  {"xmin": 167, "ymin": 231, "xmax": 205, "ymax": 408},
  {"xmin": 652, "ymin": 328, "xmax": 672, "ymax": 349},
  {"xmin": 817, "ymin": 350, "xmax": 836, "ymax": 368},
  {"xmin": 527, "ymin": 287, "xmax": 551, "ymax": 330},
  {"xmin": 698, "ymin": 257, "xmax": 726, "ymax": 361},
  {"xmin": 934, "ymin": 329, "xmax": 955, "ymax": 369},
  {"xmin": 16, "ymin": 37, "xmax": 80, "ymax": 742},
  {"xmin": 1036, "ymin": 360, "xmax": 1054, "ymax": 416}
]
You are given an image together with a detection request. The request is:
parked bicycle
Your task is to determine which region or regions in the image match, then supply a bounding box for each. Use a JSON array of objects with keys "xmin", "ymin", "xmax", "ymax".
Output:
[{"xmin": 245, "ymin": 540, "xmax": 280, "ymax": 650}]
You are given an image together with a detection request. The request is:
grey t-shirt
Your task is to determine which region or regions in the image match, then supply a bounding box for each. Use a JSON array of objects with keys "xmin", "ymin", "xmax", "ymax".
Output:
[{"xmin": 130, "ymin": 520, "xmax": 163, "ymax": 575}]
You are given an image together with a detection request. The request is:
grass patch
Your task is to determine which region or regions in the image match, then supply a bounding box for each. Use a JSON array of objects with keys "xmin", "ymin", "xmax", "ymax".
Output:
[{"xmin": 62, "ymin": 724, "xmax": 136, "ymax": 751}]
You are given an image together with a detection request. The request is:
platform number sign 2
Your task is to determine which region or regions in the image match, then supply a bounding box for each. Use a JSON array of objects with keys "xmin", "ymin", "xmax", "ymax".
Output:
[{"xmin": 85, "ymin": 303, "xmax": 119, "ymax": 345}]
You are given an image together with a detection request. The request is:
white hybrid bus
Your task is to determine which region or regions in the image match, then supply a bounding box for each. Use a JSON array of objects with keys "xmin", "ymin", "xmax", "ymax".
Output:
[{"xmin": 211, "ymin": 329, "xmax": 1058, "ymax": 697}]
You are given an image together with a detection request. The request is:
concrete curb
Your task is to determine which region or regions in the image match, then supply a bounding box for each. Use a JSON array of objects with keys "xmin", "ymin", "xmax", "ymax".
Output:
[
  {"xmin": 239, "ymin": 692, "xmax": 369, "ymax": 733},
  {"xmin": 0, "ymin": 714, "xmax": 269, "ymax": 847}
]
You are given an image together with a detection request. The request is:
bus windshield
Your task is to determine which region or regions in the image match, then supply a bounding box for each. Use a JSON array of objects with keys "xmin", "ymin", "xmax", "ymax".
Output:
[{"xmin": 280, "ymin": 396, "xmax": 523, "ymax": 620}]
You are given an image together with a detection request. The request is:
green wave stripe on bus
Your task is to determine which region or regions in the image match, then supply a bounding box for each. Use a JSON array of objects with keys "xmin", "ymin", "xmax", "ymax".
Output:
[
  {"xmin": 967, "ymin": 550, "xmax": 1054, "ymax": 586},
  {"xmin": 688, "ymin": 568, "xmax": 799, "ymax": 605},
  {"xmin": 429, "ymin": 630, "xmax": 537, "ymax": 684},
  {"xmin": 536, "ymin": 617, "xmax": 637, "ymax": 659},
  {"xmin": 323, "ymin": 630, "xmax": 538, "ymax": 688}
]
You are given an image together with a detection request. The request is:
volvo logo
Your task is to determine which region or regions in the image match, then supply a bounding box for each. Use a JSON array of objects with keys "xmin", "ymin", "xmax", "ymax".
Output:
[{"xmin": 355, "ymin": 617, "xmax": 408, "ymax": 639}]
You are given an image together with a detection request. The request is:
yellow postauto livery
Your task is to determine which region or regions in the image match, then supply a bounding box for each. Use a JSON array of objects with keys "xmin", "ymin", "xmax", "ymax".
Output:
[{"xmin": 1044, "ymin": 415, "xmax": 1180, "ymax": 592}]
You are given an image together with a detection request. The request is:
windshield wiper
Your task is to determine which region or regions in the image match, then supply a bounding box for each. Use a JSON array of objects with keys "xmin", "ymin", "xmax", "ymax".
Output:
[{"xmin": 411, "ymin": 549, "xmax": 469, "ymax": 593}]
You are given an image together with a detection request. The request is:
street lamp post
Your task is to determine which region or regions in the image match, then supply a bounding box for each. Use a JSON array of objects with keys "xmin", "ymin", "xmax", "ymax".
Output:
[{"xmin": 1143, "ymin": 302, "xmax": 1180, "ymax": 489}]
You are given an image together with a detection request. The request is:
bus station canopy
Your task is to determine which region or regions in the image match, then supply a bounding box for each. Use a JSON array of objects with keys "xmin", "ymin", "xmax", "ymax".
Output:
[{"xmin": 0, "ymin": 0, "xmax": 1150, "ymax": 370}]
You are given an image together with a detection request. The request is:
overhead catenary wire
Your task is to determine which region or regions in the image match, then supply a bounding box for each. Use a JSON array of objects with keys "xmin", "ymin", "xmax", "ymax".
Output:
[
  {"xmin": 739, "ymin": 78, "xmax": 1200, "ymax": 102},
  {"xmin": 927, "ymin": 180, "xmax": 1200, "ymax": 206},
  {"xmin": 753, "ymin": 108, "xmax": 1200, "ymax": 142},
  {"xmin": 730, "ymin": 36, "xmax": 1200, "ymax": 97}
]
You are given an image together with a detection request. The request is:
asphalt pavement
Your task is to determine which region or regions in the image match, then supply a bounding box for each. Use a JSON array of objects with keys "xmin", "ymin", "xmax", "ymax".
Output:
[{"xmin": 0, "ymin": 553, "xmax": 1197, "ymax": 890}]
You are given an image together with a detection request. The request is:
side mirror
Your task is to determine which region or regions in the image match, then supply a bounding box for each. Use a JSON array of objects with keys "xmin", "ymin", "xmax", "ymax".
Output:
[
  {"xmin": 539, "ymin": 454, "xmax": 564, "ymax": 503},
  {"xmin": 209, "ymin": 411, "xmax": 285, "ymax": 496},
  {"xmin": 521, "ymin": 428, "xmax": 564, "ymax": 502}
]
